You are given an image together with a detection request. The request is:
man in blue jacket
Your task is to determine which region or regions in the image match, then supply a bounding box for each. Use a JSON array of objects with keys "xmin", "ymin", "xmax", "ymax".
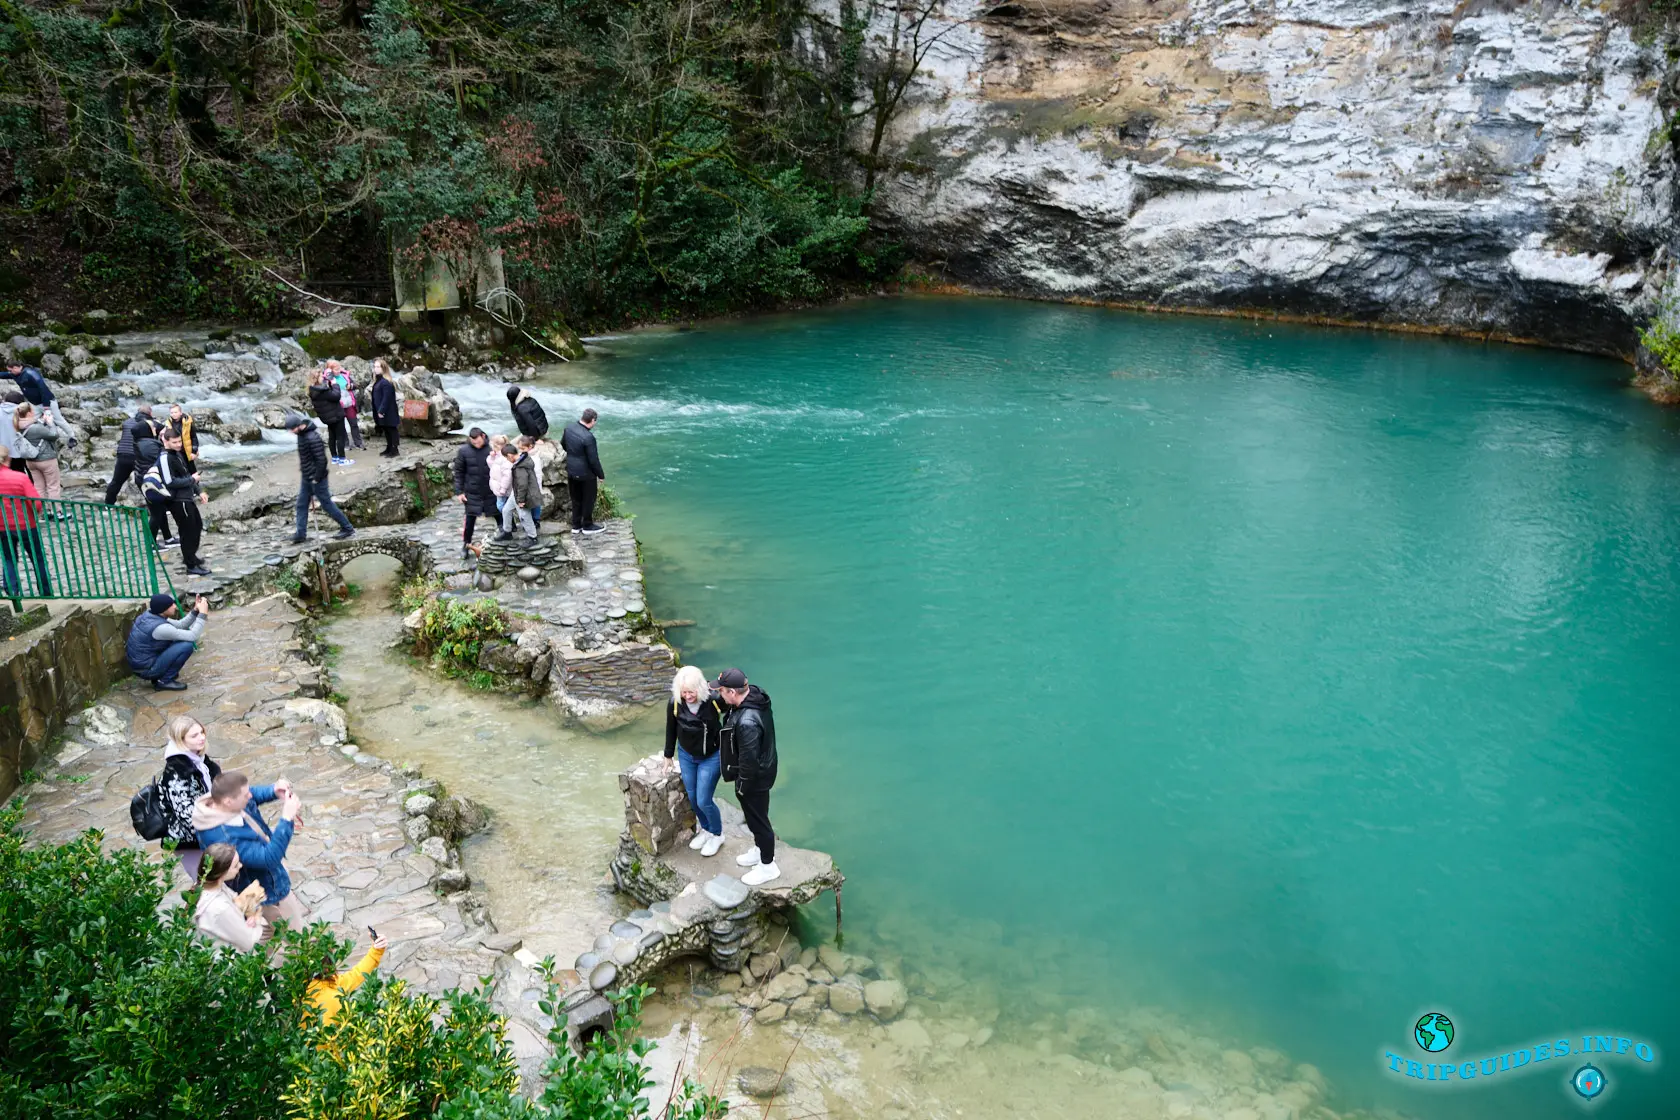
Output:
[
  {"xmin": 2, "ymin": 362, "xmax": 56, "ymax": 417},
  {"xmin": 192, "ymin": 769, "xmax": 306, "ymax": 927}
]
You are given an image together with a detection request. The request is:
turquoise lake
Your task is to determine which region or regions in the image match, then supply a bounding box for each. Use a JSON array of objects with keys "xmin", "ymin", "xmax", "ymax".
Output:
[{"xmin": 451, "ymin": 297, "xmax": 1680, "ymax": 1117}]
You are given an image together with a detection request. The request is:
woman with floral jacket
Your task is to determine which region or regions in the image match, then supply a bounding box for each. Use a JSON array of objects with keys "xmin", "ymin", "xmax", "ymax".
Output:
[{"xmin": 159, "ymin": 714, "xmax": 221, "ymax": 882}]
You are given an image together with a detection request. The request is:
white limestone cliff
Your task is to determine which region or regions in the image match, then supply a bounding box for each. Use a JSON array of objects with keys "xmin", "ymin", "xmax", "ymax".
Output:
[{"xmin": 836, "ymin": 0, "xmax": 1676, "ymax": 352}]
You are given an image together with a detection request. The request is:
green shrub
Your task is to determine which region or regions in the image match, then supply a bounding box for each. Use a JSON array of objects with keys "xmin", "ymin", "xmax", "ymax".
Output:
[
  {"xmin": 0, "ymin": 801, "xmax": 339, "ymax": 1119},
  {"xmin": 1640, "ymin": 314, "xmax": 1680, "ymax": 373},
  {"xmin": 284, "ymin": 977, "xmax": 519, "ymax": 1120},
  {"xmin": 412, "ymin": 597, "xmax": 508, "ymax": 672},
  {"xmin": 399, "ymin": 573, "xmax": 445, "ymax": 613},
  {"xmin": 0, "ymin": 805, "xmax": 727, "ymax": 1120},
  {"xmin": 594, "ymin": 484, "xmax": 630, "ymax": 522}
]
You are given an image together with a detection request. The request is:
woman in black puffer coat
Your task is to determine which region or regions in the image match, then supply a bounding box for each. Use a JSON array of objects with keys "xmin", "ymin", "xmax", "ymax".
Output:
[{"xmin": 308, "ymin": 368, "xmax": 348, "ymax": 463}]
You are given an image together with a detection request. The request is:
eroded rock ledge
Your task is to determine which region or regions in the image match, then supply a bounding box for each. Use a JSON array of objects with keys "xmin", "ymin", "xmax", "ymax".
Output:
[{"xmin": 854, "ymin": 0, "xmax": 1676, "ymax": 353}]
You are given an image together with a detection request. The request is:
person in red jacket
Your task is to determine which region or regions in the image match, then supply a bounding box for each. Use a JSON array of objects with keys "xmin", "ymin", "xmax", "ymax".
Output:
[{"xmin": 0, "ymin": 446, "xmax": 51, "ymax": 597}]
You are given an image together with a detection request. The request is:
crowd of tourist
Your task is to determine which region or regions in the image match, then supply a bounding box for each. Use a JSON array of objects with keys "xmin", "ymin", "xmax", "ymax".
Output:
[
  {"xmin": 141, "ymin": 712, "xmax": 386, "ymax": 1023},
  {"xmin": 103, "ymin": 362, "xmax": 792, "ymax": 1008}
]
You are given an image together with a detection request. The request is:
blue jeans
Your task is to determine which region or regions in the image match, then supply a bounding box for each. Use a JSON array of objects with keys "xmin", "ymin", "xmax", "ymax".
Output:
[
  {"xmin": 134, "ymin": 640, "xmax": 195, "ymax": 684},
  {"xmin": 678, "ymin": 749, "xmax": 723, "ymax": 836},
  {"xmin": 295, "ymin": 478, "xmax": 352, "ymax": 538}
]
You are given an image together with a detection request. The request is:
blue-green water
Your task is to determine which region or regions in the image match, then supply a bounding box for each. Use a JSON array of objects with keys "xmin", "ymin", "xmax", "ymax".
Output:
[{"xmin": 457, "ymin": 297, "xmax": 1680, "ymax": 1116}]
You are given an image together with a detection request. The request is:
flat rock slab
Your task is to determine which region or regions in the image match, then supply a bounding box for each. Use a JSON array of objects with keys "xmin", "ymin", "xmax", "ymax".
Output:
[{"xmin": 660, "ymin": 797, "xmax": 839, "ymax": 907}]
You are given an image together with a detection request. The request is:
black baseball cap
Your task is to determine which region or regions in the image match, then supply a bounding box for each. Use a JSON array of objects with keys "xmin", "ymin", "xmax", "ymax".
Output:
[{"xmin": 712, "ymin": 668, "xmax": 747, "ymax": 690}]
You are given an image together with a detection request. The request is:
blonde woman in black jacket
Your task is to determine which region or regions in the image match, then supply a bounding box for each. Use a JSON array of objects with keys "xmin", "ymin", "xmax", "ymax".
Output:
[
  {"xmin": 663, "ymin": 665, "xmax": 726, "ymax": 857},
  {"xmin": 159, "ymin": 715, "xmax": 221, "ymax": 882}
]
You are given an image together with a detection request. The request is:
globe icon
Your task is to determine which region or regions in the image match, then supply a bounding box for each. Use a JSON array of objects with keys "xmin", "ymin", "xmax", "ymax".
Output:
[{"xmin": 1415, "ymin": 1012, "xmax": 1454, "ymax": 1052}]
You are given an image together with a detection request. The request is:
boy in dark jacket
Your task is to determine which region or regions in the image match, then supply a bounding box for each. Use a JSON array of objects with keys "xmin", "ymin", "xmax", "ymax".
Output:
[
  {"xmin": 2, "ymin": 362, "xmax": 56, "ymax": 416},
  {"xmin": 715, "ymin": 668, "xmax": 780, "ymax": 886},
  {"xmin": 286, "ymin": 413, "xmax": 354, "ymax": 543}
]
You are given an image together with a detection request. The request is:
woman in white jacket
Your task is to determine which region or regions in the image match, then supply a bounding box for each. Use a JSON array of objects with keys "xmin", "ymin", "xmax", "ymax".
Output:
[{"xmin": 193, "ymin": 843, "xmax": 265, "ymax": 952}]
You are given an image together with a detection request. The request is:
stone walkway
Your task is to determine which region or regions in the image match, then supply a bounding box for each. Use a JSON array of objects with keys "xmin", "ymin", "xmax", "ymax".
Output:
[{"xmin": 12, "ymin": 593, "xmax": 541, "ymax": 1052}]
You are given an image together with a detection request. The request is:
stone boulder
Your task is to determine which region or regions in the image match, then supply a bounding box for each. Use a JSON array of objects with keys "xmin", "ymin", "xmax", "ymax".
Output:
[
  {"xmin": 145, "ymin": 339, "xmax": 204, "ymax": 367},
  {"xmin": 827, "ymin": 983, "xmax": 866, "ymax": 1015},
  {"xmin": 117, "ymin": 357, "xmax": 160, "ymax": 376},
  {"xmin": 427, "ymin": 794, "xmax": 490, "ymax": 842},
  {"xmin": 66, "ymin": 361, "xmax": 108, "ymax": 384},
  {"xmin": 863, "ymin": 979, "xmax": 907, "ymax": 1020},
  {"xmin": 394, "ymin": 365, "xmax": 462, "ymax": 438},
  {"xmin": 7, "ymin": 335, "xmax": 47, "ymax": 362},
  {"xmin": 252, "ymin": 402, "xmax": 297, "ymax": 430},
  {"xmin": 282, "ymin": 697, "xmax": 349, "ymax": 744},
  {"xmin": 182, "ymin": 357, "xmax": 265, "ymax": 392},
  {"xmin": 40, "ymin": 353, "xmax": 64, "ymax": 379}
]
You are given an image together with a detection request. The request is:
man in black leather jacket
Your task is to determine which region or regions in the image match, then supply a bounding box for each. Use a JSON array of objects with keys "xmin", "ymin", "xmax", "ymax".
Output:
[
  {"xmin": 716, "ymin": 667, "xmax": 780, "ymax": 886},
  {"xmin": 559, "ymin": 408, "xmax": 605, "ymax": 534}
]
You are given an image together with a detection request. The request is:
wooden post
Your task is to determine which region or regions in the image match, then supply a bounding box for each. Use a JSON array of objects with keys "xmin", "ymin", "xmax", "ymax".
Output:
[
  {"xmin": 315, "ymin": 559, "xmax": 332, "ymax": 607},
  {"xmin": 413, "ymin": 463, "xmax": 430, "ymax": 507}
]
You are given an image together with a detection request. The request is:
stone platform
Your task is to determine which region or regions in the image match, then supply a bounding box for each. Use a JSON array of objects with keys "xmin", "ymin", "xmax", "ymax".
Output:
[{"xmin": 531, "ymin": 755, "xmax": 841, "ymax": 1045}]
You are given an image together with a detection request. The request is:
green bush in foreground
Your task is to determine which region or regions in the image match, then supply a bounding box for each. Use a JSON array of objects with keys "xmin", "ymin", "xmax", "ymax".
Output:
[{"xmin": 0, "ymin": 803, "xmax": 726, "ymax": 1120}]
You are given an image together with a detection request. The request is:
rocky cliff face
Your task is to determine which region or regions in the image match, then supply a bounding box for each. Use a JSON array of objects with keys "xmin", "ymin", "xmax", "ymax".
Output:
[{"xmin": 860, "ymin": 0, "xmax": 1675, "ymax": 352}]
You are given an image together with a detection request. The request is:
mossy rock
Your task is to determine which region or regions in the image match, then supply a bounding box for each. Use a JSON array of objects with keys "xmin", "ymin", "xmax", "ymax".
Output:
[
  {"xmin": 540, "ymin": 319, "xmax": 587, "ymax": 361},
  {"xmin": 14, "ymin": 346, "xmax": 43, "ymax": 364},
  {"xmin": 207, "ymin": 327, "xmax": 233, "ymax": 341},
  {"xmin": 352, "ymin": 307, "xmax": 387, "ymax": 326},
  {"xmin": 298, "ymin": 327, "xmax": 381, "ymax": 359},
  {"xmin": 42, "ymin": 320, "xmax": 68, "ymax": 335}
]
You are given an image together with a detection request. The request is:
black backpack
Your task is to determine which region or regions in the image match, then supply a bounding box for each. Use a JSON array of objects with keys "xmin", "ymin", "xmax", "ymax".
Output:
[{"xmin": 130, "ymin": 774, "xmax": 167, "ymax": 840}]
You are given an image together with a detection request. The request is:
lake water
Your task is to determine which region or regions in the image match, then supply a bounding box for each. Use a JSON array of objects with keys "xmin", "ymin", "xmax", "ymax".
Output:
[{"xmin": 447, "ymin": 297, "xmax": 1680, "ymax": 1118}]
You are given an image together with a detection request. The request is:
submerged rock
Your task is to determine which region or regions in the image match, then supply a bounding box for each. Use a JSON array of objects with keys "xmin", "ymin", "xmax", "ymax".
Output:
[{"xmin": 736, "ymin": 1066, "xmax": 792, "ymax": 1099}]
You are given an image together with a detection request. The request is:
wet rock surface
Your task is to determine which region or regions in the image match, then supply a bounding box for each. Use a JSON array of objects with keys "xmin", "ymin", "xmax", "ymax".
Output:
[{"xmin": 874, "ymin": 1, "xmax": 1670, "ymax": 351}]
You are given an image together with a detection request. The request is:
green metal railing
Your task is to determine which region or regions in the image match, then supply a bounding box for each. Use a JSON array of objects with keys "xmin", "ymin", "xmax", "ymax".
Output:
[{"xmin": 1, "ymin": 496, "xmax": 176, "ymax": 611}]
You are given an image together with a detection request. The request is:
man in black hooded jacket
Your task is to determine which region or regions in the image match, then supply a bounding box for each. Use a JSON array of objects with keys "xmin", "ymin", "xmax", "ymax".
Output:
[
  {"xmin": 716, "ymin": 668, "xmax": 780, "ymax": 886},
  {"xmin": 507, "ymin": 386, "xmax": 548, "ymax": 439}
]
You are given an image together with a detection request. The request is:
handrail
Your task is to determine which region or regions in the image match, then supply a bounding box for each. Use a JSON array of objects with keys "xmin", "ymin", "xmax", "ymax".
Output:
[{"xmin": 0, "ymin": 495, "xmax": 176, "ymax": 611}]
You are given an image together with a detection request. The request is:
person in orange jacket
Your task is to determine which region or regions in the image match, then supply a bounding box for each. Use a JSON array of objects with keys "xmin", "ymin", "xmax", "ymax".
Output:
[{"xmin": 305, "ymin": 934, "xmax": 388, "ymax": 1026}]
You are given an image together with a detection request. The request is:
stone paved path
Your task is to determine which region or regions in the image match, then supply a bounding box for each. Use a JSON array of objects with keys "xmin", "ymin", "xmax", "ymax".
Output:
[{"xmin": 14, "ymin": 594, "xmax": 515, "ymax": 1016}]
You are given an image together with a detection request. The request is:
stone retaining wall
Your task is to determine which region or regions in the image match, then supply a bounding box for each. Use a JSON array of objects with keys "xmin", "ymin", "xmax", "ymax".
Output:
[{"xmin": 0, "ymin": 604, "xmax": 140, "ymax": 800}]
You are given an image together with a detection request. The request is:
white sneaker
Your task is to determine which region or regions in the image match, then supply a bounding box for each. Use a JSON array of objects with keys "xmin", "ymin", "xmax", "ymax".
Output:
[
  {"xmin": 689, "ymin": 830, "xmax": 709, "ymax": 851},
  {"xmin": 700, "ymin": 833, "xmax": 724, "ymax": 857},
  {"xmin": 741, "ymin": 861, "xmax": 780, "ymax": 887},
  {"xmin": 735, "ymin": 847, "xmax": 761, "ymax": 867}
]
